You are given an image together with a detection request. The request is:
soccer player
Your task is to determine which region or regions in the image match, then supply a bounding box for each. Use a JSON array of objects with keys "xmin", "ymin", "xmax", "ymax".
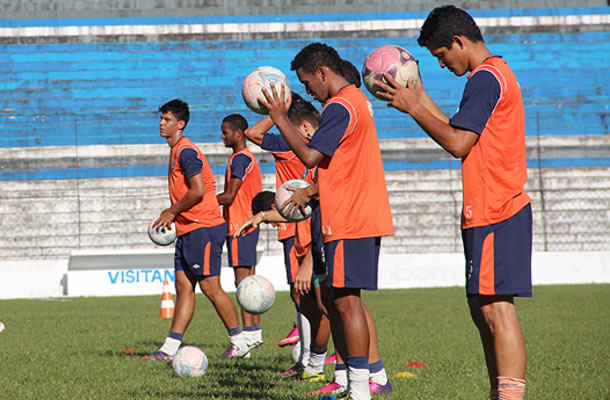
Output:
[
  {"xmin": 149, "ymin": 99, "xmax": 250, "ymax": 361},
  {"xmin": 260, "ymin": 43, "xmax": 395, "ymax": 400},
  {"xmin": 245, "ymin": 93, "xmax": 308, "ymax": 352},
  {"xmin": 375, "ymin": 6, "xmax": 532, "ymax": 400},
  {"xmin": 243, "ymin": 94, "xmax": 317, "ymax": 367},
  {"xmin": 217, "ymin": 114, "xmax": 263, "ymax": 351}
]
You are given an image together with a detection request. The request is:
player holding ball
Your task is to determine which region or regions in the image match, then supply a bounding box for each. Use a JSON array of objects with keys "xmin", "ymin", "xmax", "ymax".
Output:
[{"xmin": 375, "ymin": 6, "xmax": 532, "ymax": 400}]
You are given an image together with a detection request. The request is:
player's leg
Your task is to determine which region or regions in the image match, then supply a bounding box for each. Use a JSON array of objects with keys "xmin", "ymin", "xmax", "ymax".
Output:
[
  {"xmin": 298, "ymin": 292, "xmax": 327, "ymax": 382},
  {"xmin": 150, "ymin": 233, "xmax": 197, "ymax": 361},
  {"xmin": 362, "ymin": 303, "xmax": 392, "ymax": 395},
  {"xmin": 196, "ymin": 224, "xmax": 249, "ymax": 358},
  {"xmin": 227, "ymin": 229, "xmax": 263, "ymax": 350},
  {"xmin": 279, "ymin": 237, "xmax": 304, "ymax": 348},
  {"xmin": 468, "ymin": 295, "xmax": 499, "ymax": 395},
  {"xmin": 463, "ymin": 204, "xmax": 532, "ymax": 400}
]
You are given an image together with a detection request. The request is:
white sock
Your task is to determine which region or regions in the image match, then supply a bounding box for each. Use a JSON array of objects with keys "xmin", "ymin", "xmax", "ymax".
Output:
[
  {"xmin": 230, "ymin": 331, "xmax": 247, "ymax": 348},
  {"xmin": 296, "ymin": 312, "xmax": 311, "ymax": 365},
  {"xmin": 159, "ymin": 336, "xmax": 181, "ymax": 356},
  {"xmin": 335, "ymin": 367, "xmax": 348, "ymax": 388},
  {"xmin": 305, "ymin": 349, "xmax": 327, "ymax": 374},
  {"xmin": 348, "ymin": 366, "xmax": 371, "ymax": 400},
  {"xmin": 370, "ymin": 367, "xmax": 388, "ymax": 385}
]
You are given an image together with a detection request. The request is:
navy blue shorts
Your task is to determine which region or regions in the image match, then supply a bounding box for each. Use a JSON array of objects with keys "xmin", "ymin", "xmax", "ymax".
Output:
[
  {"xmin": 281, "ymin": 237, "xmax": 298, "ymax": 284},
  {"xmin": 463, "ymin": 204, "xmax": 532, "ymax": 297},
  {"xmin": 174, "ymin": 223, "xmax": 227, "ymax": 279},
  {"xmin": 226, "ymin": 227, "xmax": 260, "ymax": 267},
  {"xmin": 324, "ymin": 237, "xmax": 381, "ymax": 290}
]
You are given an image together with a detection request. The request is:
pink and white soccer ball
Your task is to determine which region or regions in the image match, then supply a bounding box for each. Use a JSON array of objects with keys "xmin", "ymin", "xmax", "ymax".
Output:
[
  {"xmin": 236, "ymin": 275, "xmax": 276, "ymax": 314},
  {"xmin": 242, "ymin": 66, "xmax": 291, "ymax": 114},
  {"xmin": 147, "ymin": 218, "xmax": 176, "ymax": 246},
  {"xmin": 0, "ymin": 321, "xmax": 5, "ymax": 333},
  {"xmin": 172, "ymin": 346, "xmax": 209, "ymax": 377},
  {"xmin": 362, "ymin": 45, "xmax": 419, "ymax": 100},
  {"xmin": 274, "ymin": 179, "xmax": 312, "ymax": 222}
]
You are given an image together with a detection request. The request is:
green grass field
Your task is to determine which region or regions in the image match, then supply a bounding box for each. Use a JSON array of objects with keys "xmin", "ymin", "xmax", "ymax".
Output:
[{"xmin": 0, "ymin": 284, "xmax": 608, "ymax": 399}]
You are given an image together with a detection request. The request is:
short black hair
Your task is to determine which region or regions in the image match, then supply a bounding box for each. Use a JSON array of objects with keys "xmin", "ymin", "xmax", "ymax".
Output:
[
  {"xmin": 251, "ymin": 191, "xmax": 276, "ymax": 214},
  {"xmin": 158, "ymin": 99, "xmax": 190, "ymax": 128},
  {"xmin": 417, "ymin": 5, "xmax": 484, "ymax": 50},
  {"xmin": 340, "ymin": 59, "xmax": 362, "ymax": 88},
  {"xmin": 222, "ymin": 114, "xmax": 248, "ymax": 132},
  {"xmin": 291, "ymin": 42, "xmax": 343, "ymax": 75},
  {"xmin": 288, "ymin": 93, "xmax": 320, "ymax": 129}
]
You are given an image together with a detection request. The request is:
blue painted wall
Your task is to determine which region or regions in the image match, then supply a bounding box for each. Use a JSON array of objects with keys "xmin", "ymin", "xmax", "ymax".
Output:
[{"xmin": 0, "ymin": 9, "xmax": 608, "ymax": 179}]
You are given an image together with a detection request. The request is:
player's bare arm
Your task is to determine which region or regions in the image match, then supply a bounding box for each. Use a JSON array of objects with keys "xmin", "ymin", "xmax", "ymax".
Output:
[
  {"xmin": 216, "ymin": 177, "xmax": 243, "ymax": 206},
  {"xmin": 233, "ymin": 208, "xmax": 288, "ymax": 237},
  {"xmin": 376, "ymin": 74, "xmax": 478, "ymax": 158},
  {"xmin": 156, "ymin": 173, "xmax": 205, "ymax": 229},
  {"xmin": 260, "ymin": 83, "xmax": 323, "ymax": 168},
  {"xmin": 243, "ymin": 116, "xmax": 274, "ymax": 146},
  {"xmin": 294, "ymin": 248, "xmax": 314, "ymax": 296}
]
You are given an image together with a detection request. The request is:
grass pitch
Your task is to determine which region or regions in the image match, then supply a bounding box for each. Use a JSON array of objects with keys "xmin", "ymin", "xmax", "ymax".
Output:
[{"xmin": 0, "ymin": 284, "xmax": 608, "ymax": 399}]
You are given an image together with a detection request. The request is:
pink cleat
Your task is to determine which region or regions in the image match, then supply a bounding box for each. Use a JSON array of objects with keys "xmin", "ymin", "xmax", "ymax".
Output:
[
  {"xmin": 309, "ymin": 380, "xmax": 346, "ymax": 395},
  {"xmin": 369, "ymin": 379, "xmax": 393, "ymax": 395},
  {"xmin": 277, "ymin": 324, "xmax": 299, "ymax": 347},
  {"xmin": 325, "ymin": 353, "xmax": 337, "ymax": 365}
]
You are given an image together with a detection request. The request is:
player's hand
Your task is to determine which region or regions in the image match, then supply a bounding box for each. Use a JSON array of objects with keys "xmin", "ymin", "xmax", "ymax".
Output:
[
  {"xmin": 233, "ymin": 213, "xmax": 264, "ymax": 237},
  {"xmin": 294, "ymin": 265, "xmax": 312, "ymax": 297},
  {"xmin": 259, "ymin": 82, "xmax": 290, "ymax": 122},
  {"xmin": 280, "ymin": 186, "xmax": 311, "ymax": 220},
  {"xmin": 155, "ymin": 208, "xmax": 176, "ymax": 230},
  {"xmin": 374, "ymin": 73, "xmax": 420, "ymax": 114}
]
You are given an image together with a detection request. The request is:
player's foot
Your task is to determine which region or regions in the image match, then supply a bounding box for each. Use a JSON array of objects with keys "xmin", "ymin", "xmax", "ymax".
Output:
[
  {"xmin": 245, "ymin": 330, "xmax": 264, "ymax": 350},
  {"xmin": 325, "ymin": 353, "xmax": 337, "ymax": 364},
  {"xmin": 309, "ymin": 380, "xmax": 346, "ymax": 395},
  {"xmin": 278, "ymin": 324, "xmax": 299, "ymax": 347},
  {"xmin": 277, "ymin": 362, "xmax": 303, "ymax": 377},
  {"xmin": 369, "ymin": 379, "xmax": 393, "ymax": 395},
  {"xmin": 147, "ymin": 350, "xmax": 174, "ymax": 362},
  {"xmin": 220, "ymin": 343, "xmax": 251, "ymax": 359},
  {"xmin": 297, "ymin": 369, "xmax": 325, "ymax": 382}
]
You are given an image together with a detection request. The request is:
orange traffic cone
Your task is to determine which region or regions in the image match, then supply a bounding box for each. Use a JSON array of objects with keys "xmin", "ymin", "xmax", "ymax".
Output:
[{"xmin": 160, "ymin": 278, "xmax": 175, "ymax": 319}]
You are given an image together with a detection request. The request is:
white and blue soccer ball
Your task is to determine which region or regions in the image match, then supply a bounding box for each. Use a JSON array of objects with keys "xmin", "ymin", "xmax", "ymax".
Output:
[
  {"xmin": 275, "ymin": 179, "xmax": 313, "ymax": 222},
  {"xmin": 172, "ymin": 346, "xmax": 208, "ymax": 377},
  {"xmin": 236, "ymin": 275, "xmax": 276, "ymax": 314},
  {"xmin": 148, "ymin": 218, "xmax": 177, "ymax": 246}
]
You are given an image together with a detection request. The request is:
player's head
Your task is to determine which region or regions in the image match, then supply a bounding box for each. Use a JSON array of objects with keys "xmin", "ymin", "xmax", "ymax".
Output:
[
  {"xmin": 251, "ymin": 191, "xmax": 276, "ymax": 214},
  {"xmin": 158, "ymin": 99, "xmax": 189, "ymax": 142},
  {"xmin": 291, "ymin": 42, "xmax": 345, "ymax": 103},
  {"xmin": 340, "ymin": 59, "xmax": 362, "ymax": 88},
  {"xmin": 288, "ymin": 92, "xmax": 320, "ymax": 140},
  {"xmin": 417, "ymin": 6, "xmax": 484, "ymax": 76},
  {"xmin": 418, "ymin": 5, "xmax": 483, "ymax": 50},
  {"xmin": 221, "ymin": 114, "xmax": 248, "ymax": 148}
]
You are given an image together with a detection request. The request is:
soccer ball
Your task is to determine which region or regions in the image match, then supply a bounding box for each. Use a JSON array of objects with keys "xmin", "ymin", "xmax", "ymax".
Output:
[
  {"xmin": 242, "ymin": 66, "xmax": 291, "ymax": 114},
  {"xmin": 236, "ymin": 275, "xmax": 276, "ymax": 314},
  {"xmin": 172, "ymin": 346, "xmax": 208, "ymax": 377},
  {"xmin": 147, "ymin": 218, "xmax": 176, "ymax": 246},
  {"xmin": 0, "ymin": 321, "xmax": 5, "ymax": 333},
  {"xmin": 362, "ymin": 45, "xmax": 419, "ymax": 100},
  {"xmin": 275, "ymin": 179, "xmax": 312, "ymax": 222}
]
